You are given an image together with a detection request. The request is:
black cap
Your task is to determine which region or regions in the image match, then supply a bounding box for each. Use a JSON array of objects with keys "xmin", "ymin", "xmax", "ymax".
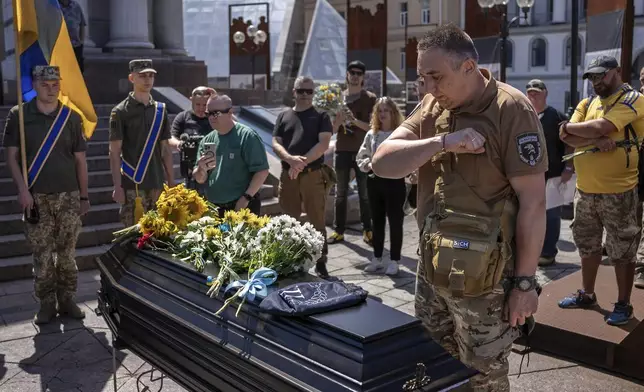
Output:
[
  {"xmin": 526, "ymin": 79, "xmax": 546, "ymax": 92},
  {"xmin": 347, "ymin": 60, "xmax": 366, "ymax": 73},
  {"xmin": 583, "ymin": 55, "xmax": 619, "ymax": 79}
]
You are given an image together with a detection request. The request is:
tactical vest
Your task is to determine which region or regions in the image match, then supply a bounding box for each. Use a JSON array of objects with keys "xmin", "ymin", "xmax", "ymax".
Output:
[{"xmin": 419, "ymin": 121, "xmax": 519, "ymax": 298}]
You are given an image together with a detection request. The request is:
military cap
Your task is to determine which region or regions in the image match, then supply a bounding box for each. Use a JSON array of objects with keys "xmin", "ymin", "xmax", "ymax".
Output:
[
  {"xmin": 129, "ymin": 59, "xmax": 157, "ymax": 74},
  {"xmin": 583, "ymin": 55, "xmax": 619, "ymax": 80},
  {"xmin": 526, "ymin": 79, "xmax": 546, "ymax": 92},
  {"xmin": 32, "ymin": 65, "xmax": 61, "ymax": 81}
]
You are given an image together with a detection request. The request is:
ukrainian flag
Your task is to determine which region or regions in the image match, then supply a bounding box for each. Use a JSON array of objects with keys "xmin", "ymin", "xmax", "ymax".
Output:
[{"xmin": 14, "ymin": 0, "xmax": 97, "ymax": 139}]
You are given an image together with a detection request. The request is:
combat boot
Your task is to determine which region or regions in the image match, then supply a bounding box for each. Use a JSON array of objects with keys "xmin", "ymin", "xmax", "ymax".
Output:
[
  {"xmin": 57, "ymin": 299, "xmax": 86, "ymax": 319},
  {"xmin": 34, "ymin": 302, "xmax": 57, "ymax": 325}
]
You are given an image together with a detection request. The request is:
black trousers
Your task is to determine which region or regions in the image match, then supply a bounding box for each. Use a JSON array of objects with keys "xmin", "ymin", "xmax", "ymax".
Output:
[
  {"xmin": 73, "ymin": 45, "xmax": 84, "ymax": 73},
  {"xmin": 367, "ymin": 175, "xmax": 406, "ymax": 260}
]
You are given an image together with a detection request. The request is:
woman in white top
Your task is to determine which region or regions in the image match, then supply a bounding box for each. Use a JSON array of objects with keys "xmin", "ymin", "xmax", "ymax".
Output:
[{"xmin": 356, "ymin": 97, "xmax": 407, "ymax": 276}]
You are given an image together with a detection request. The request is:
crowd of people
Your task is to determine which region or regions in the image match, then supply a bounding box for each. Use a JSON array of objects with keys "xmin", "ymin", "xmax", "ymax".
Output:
[{"xmin": 7, "ymin": 9, "xmax": 644, "ymax": 389}]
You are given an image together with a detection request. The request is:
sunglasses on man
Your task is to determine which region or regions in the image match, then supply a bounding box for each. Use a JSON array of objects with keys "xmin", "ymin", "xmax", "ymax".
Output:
[
  {"xmin": 348, "ymin": 70, "xmax": 364, "ymax": 77},
  {"xmin": 295, "ymin": 88, "xmax": 314, "ymax": 95},
  {"xmin": 205, "ymin": 107, "xmax": 233, "ymax": 118}
]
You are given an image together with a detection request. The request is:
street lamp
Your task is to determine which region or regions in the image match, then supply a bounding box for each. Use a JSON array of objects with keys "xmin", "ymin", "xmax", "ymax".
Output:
[
  {"xmin": 232, "ymin": 23, "xmax": 268, "ymax": 89},
  {"xmin": 478, "ymin": 0, "xmax": 535, "ymax": 83}
]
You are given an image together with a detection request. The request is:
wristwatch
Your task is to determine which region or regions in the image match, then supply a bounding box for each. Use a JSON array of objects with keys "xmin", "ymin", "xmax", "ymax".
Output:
[
  {"xmin": 80, "ymin": 196, "xmax": 89, "ymax": 201},
  {"xmin": 512, "ymin": 276, "xmax": 538, "ymax": 292},
  {"xmin": 242, "ymin": 193, "xmax": 254, "ymax": 202}
]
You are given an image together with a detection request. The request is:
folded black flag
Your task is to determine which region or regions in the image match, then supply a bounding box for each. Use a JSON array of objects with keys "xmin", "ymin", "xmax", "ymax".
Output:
[{"xmin": 259, "ymin": 281, "xmax": 369, "ymax": 316}]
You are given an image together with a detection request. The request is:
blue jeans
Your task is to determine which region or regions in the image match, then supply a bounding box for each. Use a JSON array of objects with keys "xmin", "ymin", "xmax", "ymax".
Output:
[
  {"xmin": 333, "ymin": 151, "xmax": 371, "ymax": 234},
  {"xmin": 542, "ymin": 206, "xmax": 562, "ymax": 258}
]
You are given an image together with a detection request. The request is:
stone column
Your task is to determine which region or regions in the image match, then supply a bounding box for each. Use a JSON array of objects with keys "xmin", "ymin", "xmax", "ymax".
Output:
[
  {"xmin": 105, "ymin": 0, "xmax": 154, "ymax": 49},
  {"xmin": 153, "ymin": 0, "xmax": 187, "ymax": 55},
  {"xmin": 552, "ymin": 0, "xmax": 566, "ymax": 23},
  {"xmin": 75, "ymin": 0, "xmax": 96, "ymax": 47}
]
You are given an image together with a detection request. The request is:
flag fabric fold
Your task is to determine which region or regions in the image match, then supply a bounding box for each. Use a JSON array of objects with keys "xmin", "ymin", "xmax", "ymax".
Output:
[{"xmin": 14, "ymin": 0, "xmax": 97, "ymax": 139}]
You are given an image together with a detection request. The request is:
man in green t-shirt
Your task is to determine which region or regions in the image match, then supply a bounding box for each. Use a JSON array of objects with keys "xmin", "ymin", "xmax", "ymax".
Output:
[
  {"xmin": 193, "ymin": 95, "xmax": 269, "ymax": 217},
  {"xmin": 109, "ymin": 59, "xmax": 175, "ymax": 227},
  {"xmin": 2, "ymin": 66, "xmax": 88, "ymax": 324}
]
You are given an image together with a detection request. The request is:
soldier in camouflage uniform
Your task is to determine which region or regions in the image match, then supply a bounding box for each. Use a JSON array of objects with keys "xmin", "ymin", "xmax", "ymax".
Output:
[
  {"xmin": 2, "ymin": 66, "xmax": 89, "ymax": 324},
  {"xmin": 109, "ymin": 59, "xmax": 174, "ymax": 226},
  {"xmin": 372, "ymin": 25, "xmax": 546, "ymax": 391}
]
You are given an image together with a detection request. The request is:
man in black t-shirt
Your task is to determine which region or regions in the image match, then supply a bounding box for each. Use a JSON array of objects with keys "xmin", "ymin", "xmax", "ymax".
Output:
[
  {"xmin": 526, "ymin": 79, "xmax": 571, "ymax": 266},
  {"xmin": 170, "ymin": 86, "xmax": 215, "ymax": 192},
  {"xmin": 272, "ymin": 76, "xmax": 333, "ymax": 278}
]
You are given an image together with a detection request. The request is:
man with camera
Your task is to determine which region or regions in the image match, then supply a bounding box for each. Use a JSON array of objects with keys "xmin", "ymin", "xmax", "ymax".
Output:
[{"xmin": 170, "ymin": 86, "xmax": 216, "ymax": 194}]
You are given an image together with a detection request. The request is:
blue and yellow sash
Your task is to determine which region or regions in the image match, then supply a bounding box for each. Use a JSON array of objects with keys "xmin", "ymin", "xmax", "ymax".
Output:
[
  {"xmin": 27, "ymin": 105, "xmax": 72, "ymax": 189},
  {"xmin": 121, "ymin": 102, "xmax": 165, "ymax": 184}
]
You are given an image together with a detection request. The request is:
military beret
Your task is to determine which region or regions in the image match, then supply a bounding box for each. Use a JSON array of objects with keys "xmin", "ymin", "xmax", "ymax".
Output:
[
  {"xmin": 32, "ymin": 65, "xmax": 61, "ymax": 81},
  {"xmin": 129, "ymin": 59, "xmax": 157, "ymax": 74}
]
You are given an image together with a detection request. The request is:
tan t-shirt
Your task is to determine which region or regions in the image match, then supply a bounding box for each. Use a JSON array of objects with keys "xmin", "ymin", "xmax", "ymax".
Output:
[{"xmin": 401, "ymin": 69, "xmax": 548, "ymax": 228}]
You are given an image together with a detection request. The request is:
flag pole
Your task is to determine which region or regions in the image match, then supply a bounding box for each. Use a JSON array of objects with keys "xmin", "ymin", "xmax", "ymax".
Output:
[{"xmin": 12, "ymin": 0, "xmax": 29, "ymax": 214}]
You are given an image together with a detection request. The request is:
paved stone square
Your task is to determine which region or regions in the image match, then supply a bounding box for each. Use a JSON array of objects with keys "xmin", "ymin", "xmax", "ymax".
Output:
[{"xmin": 0, "ymin": 216, "xmax": 643, "ymax": 391}]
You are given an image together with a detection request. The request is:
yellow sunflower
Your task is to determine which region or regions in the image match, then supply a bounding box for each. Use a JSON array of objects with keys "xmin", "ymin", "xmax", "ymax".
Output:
[
  {"xmin": 204, "ymin": 226, "xmax": 222, "ymax": 239},
  {"xmin": 158, "ymin": 203, "xmax": 191, "ymax": 229}
]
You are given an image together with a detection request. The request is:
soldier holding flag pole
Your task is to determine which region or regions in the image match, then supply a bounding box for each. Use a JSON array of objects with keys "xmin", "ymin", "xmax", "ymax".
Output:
[{"xmin": 3, "ymin": 0, "xmax": 97, "ymax": 324}]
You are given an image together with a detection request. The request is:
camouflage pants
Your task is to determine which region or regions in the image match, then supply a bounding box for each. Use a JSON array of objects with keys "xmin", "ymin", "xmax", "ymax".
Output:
[
  {"xmin": 415, "ymin": 260, "xmax": 518, "ymax": 392},
  {"xmin": 119, "ymin": 189, "xmax": 161, "ymax": 227},
  {"xmin": 572, "ymin": 188, "xmax": 640, "ymax": 263},
  {"xmin": 24, "ymin": 191, "xmax": 82, "ymax": 305}
]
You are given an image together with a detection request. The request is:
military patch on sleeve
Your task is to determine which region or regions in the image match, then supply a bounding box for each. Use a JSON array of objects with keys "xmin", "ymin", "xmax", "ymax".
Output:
[{"xmin": 516, "ymin": 132, "xmax": 543, "ymax": 167}]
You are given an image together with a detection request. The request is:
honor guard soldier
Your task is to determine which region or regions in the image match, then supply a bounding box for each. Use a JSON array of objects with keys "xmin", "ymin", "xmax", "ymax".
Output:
[
  {"xmin": 372, "ymin": 25, "xmax": 547, "ymax": 391},
  {"xmin": 2, "ymin": 65, "xmax": 89, "ymax": 324},
  {"xmin": 109, "ymin": 59, "xmax": 175, "ymax": 226}
]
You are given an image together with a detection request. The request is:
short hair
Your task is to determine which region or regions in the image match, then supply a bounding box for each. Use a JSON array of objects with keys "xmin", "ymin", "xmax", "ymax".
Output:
[
  {"xmin": 191, "ymin": 86, "xmax": 216, "ymax": 98},
  {"xmin": 208, "ymin": 94, "xmax": 233, "ymax": 108},
  {"xmin": 294, "ymin": 76, "xmax": 314, "ymax": 88},
  {"xmin": 417, "ymin": 23, "xmax": 479, "ymax": 68}
]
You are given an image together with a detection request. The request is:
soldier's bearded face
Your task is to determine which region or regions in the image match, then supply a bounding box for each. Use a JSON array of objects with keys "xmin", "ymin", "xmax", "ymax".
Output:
[
  {"xmin": 590, "ymin": 68, "xmax": 620, "ymax": 98},
  {"xmin": 34, "ymin": 80, "xmax": 60, "ymax": 104},
  {"xmin": 417, "ymin": 49, "xmax": 471, "ymax": 110}
]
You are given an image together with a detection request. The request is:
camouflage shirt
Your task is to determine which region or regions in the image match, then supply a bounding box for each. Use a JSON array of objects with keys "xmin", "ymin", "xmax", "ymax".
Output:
[
  {"xmin": 109, "ymin": 93, "xmax": 171, "ymax": 191},
  {"xmin": 60, "ymin": 0, "xmax": 86, "ymax": 48},
  {"xmin": 2, "ymin": 99, "xmax": 86, "ymax": 194}
]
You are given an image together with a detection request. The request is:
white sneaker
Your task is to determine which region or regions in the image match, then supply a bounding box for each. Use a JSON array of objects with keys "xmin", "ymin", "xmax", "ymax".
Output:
[
  {"xmin": 385, "ymin": 261, "xmax": 399, "ymax": 276},
  {"xmin": 364, "ymin": 257, "xmax": 383, "ymax": 272}
]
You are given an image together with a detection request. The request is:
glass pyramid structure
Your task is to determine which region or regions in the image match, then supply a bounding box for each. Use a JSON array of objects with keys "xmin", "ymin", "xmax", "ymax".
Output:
[
  {"xmin": 298, "ymin": 0, "xmax": 401, "ymax": 85},
  {"xmin": 183, "ymin": 0, "xmax": 295, "ymax": 78}
]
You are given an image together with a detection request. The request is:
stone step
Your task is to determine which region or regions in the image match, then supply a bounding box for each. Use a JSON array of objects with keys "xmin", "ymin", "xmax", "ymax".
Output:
[
  {"xmin": 0, "ymin": 203, "xmax": 120, "ymax": 236},
  {"xmin": 0, "ymin": 244, "xmax": 109, "ymax": 282},
  {"xmin": 0, "ymin": 182, "xmax": 276, "ymax": 216},
  {"xmin": 0, "ymin": 152, "xmax": 181, "ymax": 178},
  {"xmin": 0, "ymin": 165, "xmax": 182, "ymax": 197},
  {"xmin": 0, "ymin": 221, "xmax": 122, "ymax": 259}
]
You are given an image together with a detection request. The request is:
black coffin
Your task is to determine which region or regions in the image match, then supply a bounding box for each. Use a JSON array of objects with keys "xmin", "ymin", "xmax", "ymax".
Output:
[{"xmin": 95, "ymin": 241, "xmax": 476, "ymax": 392}]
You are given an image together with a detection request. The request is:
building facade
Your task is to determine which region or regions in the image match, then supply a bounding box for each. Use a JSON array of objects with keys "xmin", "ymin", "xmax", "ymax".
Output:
[
  {"xmin": 1, "ymin": 0, "xmax": 207, "ymax": 104},
  {"xmin": 304, "ymin": 0, "xmax": 462, "ymax": 81},
  {"xmin": 465, "ymin": 0, "xmax": 644, "ymax": 112}
]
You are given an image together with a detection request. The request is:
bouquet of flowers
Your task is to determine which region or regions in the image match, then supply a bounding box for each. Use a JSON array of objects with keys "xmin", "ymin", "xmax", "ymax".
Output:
[
  {"xmin": 112, "ymin": 185, "xmax": 325, "ymax": 317},
  {"xmin": 313, "ymin": 83, "xmax": 356, "ymax": 133}
]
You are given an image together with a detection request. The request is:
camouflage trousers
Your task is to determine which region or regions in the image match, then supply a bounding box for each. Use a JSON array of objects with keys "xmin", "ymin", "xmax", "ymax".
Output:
[
  {"xmin": 415, "ymin": 260, "xmax": 518, "ymax": 392},
  {"xmin": 24, "ymin": 191, "xmax": 82, "ymax": 305},
  {"xmin": 572, "ymin": 188, "xmax": 640, "ymax": 263},
  {"xmin": 119, "ymin": 189, "xmax": 161, "ymax": 227}
]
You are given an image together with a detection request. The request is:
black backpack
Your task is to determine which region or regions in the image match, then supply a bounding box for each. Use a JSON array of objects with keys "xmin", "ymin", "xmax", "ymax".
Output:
[{"xmin": 584, "ymin": 90, "xmax": 644, "ymax": 197}]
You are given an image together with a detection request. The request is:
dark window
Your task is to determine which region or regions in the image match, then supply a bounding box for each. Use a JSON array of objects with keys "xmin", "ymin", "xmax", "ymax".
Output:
[
  {"xmin": 531, "ymin": 38, "xmax": 547, "ymax": 67},
  {"xmin": 506, "ymin": 41, "xmax": 514, "ymax": 68},
  {"xmin": 565, "ymin": 35, "xmax": 583, "ymax": 66}
]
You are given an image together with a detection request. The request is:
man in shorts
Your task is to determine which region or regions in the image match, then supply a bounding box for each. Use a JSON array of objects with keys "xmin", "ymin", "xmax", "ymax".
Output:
[{"xmin": 558, "ymin": 56, "xmax": 644, "ymax": 326}]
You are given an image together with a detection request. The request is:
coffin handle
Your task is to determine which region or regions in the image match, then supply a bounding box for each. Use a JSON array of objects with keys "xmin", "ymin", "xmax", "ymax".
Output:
[{"xmin": 402, "ymin": 363, "xmax": 431, "ymax": 391}]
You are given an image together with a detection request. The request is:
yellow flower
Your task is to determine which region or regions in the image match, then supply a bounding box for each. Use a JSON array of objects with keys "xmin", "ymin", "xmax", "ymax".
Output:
[
  {"xmin": 329, "ymin": 93, "xmax": 335, "ymax": 99},
  {"xmin": 204, "ymin": 226, "xmax": 222, "ymax": 239},
  {"xmin": 247, "ymin": 215, "xmax": 270, "ymax": 230},
  {"xmin": 138, "ymin": 211, "xmax": 178, "ymax": 237},
  {"xmin": 158, "ymin": 203, "xmax": 191, "ymax": 229}
]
